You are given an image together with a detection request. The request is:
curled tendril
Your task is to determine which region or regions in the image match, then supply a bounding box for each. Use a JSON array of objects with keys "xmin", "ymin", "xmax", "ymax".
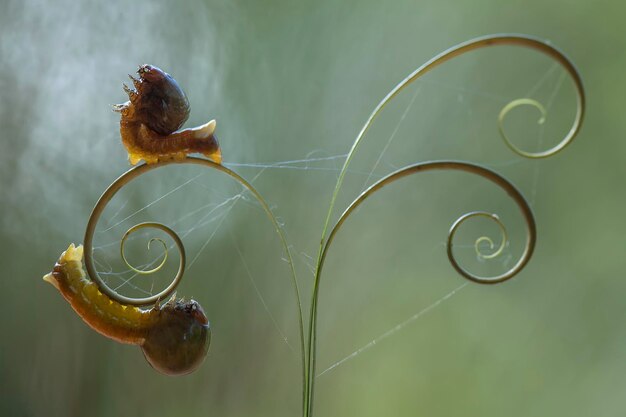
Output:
[
  {"xmin": 449, "ymin": 211, "xmax": 508, "ymax": 261},
  {"xmin": 120, "ymin": 223, "xmax": 172, "ymax": 275},
  {"xmin": 498, "ymin": 98, "xmax": 550, "ymax": 158},
  {"xmin": 447, "ymin": 209, "xmax": 520, "ymax": 283},
  {"xmin": 83, "ymin": 170, "xmax": 187, "ymax": 306},
  {"xmin": 320, "ymin": 161, "xmax": 535, "ymax": 287},
  {"xmin": 82, "ymin": 157, "xmax": 307, "ymax": 413}
]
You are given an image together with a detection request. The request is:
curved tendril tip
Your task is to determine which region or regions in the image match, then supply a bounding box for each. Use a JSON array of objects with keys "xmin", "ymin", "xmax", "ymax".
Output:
[
  {"xmin": 321, "ymin": 161, "xmax": 535, "ymax": 287},
  {"xmin": 120, "ymin": 224, "xmax": 170, "ymax": 275},
  {"xmin": 453, "ymin": 211, "xmax": 508, "ymax": 260},
  {"xmin": 498, "ymin": 98, "xmax": 550, "ymax": 158}
]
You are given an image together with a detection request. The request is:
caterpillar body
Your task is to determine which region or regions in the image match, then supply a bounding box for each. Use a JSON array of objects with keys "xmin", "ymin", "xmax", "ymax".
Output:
[
  {"xmin": 113, "ymin": 64, "xmax": 222, "ymax": 165},
  {"xmin": 43, "ymin": 244, "xmax": 210, "ymax": 376}
]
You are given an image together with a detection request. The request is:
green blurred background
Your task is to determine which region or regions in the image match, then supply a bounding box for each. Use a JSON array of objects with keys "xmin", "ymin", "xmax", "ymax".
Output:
[{"xmin": 1, "ymin": 0, "xmax": 625, "ymax": 416}]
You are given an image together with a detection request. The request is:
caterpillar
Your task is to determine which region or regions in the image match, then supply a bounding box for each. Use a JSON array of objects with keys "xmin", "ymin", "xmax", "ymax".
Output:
[
  {"xmin": 43, "ymin": 244, "xmax": 210, "ymax": 376},
  {"xmin": 112, "ymin": 64, "xmax": 222, "ymax": 165}
]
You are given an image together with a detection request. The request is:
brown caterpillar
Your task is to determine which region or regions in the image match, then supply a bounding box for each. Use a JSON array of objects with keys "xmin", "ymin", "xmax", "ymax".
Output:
[
  {"xmin": 113, "ymin": 64, "xmax": 222, "ymax": 165},
  {"xmin": 43, "ymin": 244, "xmax": 211, "ymax": 376}
]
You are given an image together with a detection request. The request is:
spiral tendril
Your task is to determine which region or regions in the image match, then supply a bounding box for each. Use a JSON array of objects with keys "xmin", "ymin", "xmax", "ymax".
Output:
[
  {"xmin": 498, "ymin": 98, "xmax": 551, "ymax": 158},
  {"xmin": 88, "ymin": 217, "xmax": 184, "ymax": 306},
  {"xmin": 120, "ymin": 224, "xmax": 171, "ymax": 275},
  {"xmin": 446, "ymin": 207, "xmax": 524, "ymax": 283},
  {"xmin": 321, "ymin": 161, "xmax": 535, "ymax": 287},
  {"xmin": 82, "ymin": 157, "xmax": 307, "ymax": 411},
  {"xmin": 449, "ymin": 211, "xmax": 508, "ymax": 261}
]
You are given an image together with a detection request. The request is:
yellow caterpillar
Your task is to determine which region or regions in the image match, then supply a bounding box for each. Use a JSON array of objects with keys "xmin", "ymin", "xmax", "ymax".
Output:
[
  {"xmin": 112, "ymin": 64, "xmax": 221, "ymax": 165},
  {"xmin": 43, "ymin": 244, "xmax": 210, "ymax": 376}
]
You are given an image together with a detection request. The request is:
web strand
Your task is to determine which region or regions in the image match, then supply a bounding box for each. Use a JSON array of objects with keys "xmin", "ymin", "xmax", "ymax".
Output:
[
  {"xmin": 361, "ymin": 85, "xmax": 422, "ymax": 191},
  {"xmin": 316, "ymin": 282, "xmax": 469, "ymax": 378},
  {"xmin": 529, "ymin": 70, "xmax": 566, "ymax": 206},
  {"xmin": 229, "ymin": 228, "xmax": 297, "ymax": 354}
]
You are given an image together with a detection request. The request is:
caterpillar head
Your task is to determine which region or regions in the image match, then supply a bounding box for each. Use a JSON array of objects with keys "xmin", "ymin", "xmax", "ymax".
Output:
[
  {"xmin": 115, "ymin": 64, "xmax": 190, "ymax": 136},
  {"xmin": 141, "ymin": 298, "xmax": 211, "ymax": 376}
]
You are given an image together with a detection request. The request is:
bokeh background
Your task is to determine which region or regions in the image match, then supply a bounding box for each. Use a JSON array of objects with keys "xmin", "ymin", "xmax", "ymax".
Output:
[{"xmin": 1, "ymin": 0, "xmax": 624, "ymax": 416}]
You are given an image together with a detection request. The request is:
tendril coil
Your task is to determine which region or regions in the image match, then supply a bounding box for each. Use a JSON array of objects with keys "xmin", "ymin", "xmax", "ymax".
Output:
[
  {"xmin": 83, "ymin": 159, "xmax": 301, "ymax": 308},
  {"xmin": 83, "ymin": 164, "xmax": 189, "ymax": 306},
  {"xmin": 498, "ymin": 98, "xmax": 549, "ymax": 158},
  {"xmin": 319, "ymin": 161, "xmax": 536, "ymax": 284},
  {"xmin": 464, "ymin": 212, "xmax": 508, "ymax": 260},
  {"xmin": 82, "ymin": 158, "xmax": 307, "ymax": 409}
]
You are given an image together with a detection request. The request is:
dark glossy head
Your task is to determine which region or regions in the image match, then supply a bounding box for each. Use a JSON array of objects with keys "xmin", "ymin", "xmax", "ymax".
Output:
[
  {"xmin": 141, "ymin": 299, "xmax": 210, "ymax": 376},
  {"xmin": 129, "ymin": 64, "xmax": 190, "ymax": 135}
]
